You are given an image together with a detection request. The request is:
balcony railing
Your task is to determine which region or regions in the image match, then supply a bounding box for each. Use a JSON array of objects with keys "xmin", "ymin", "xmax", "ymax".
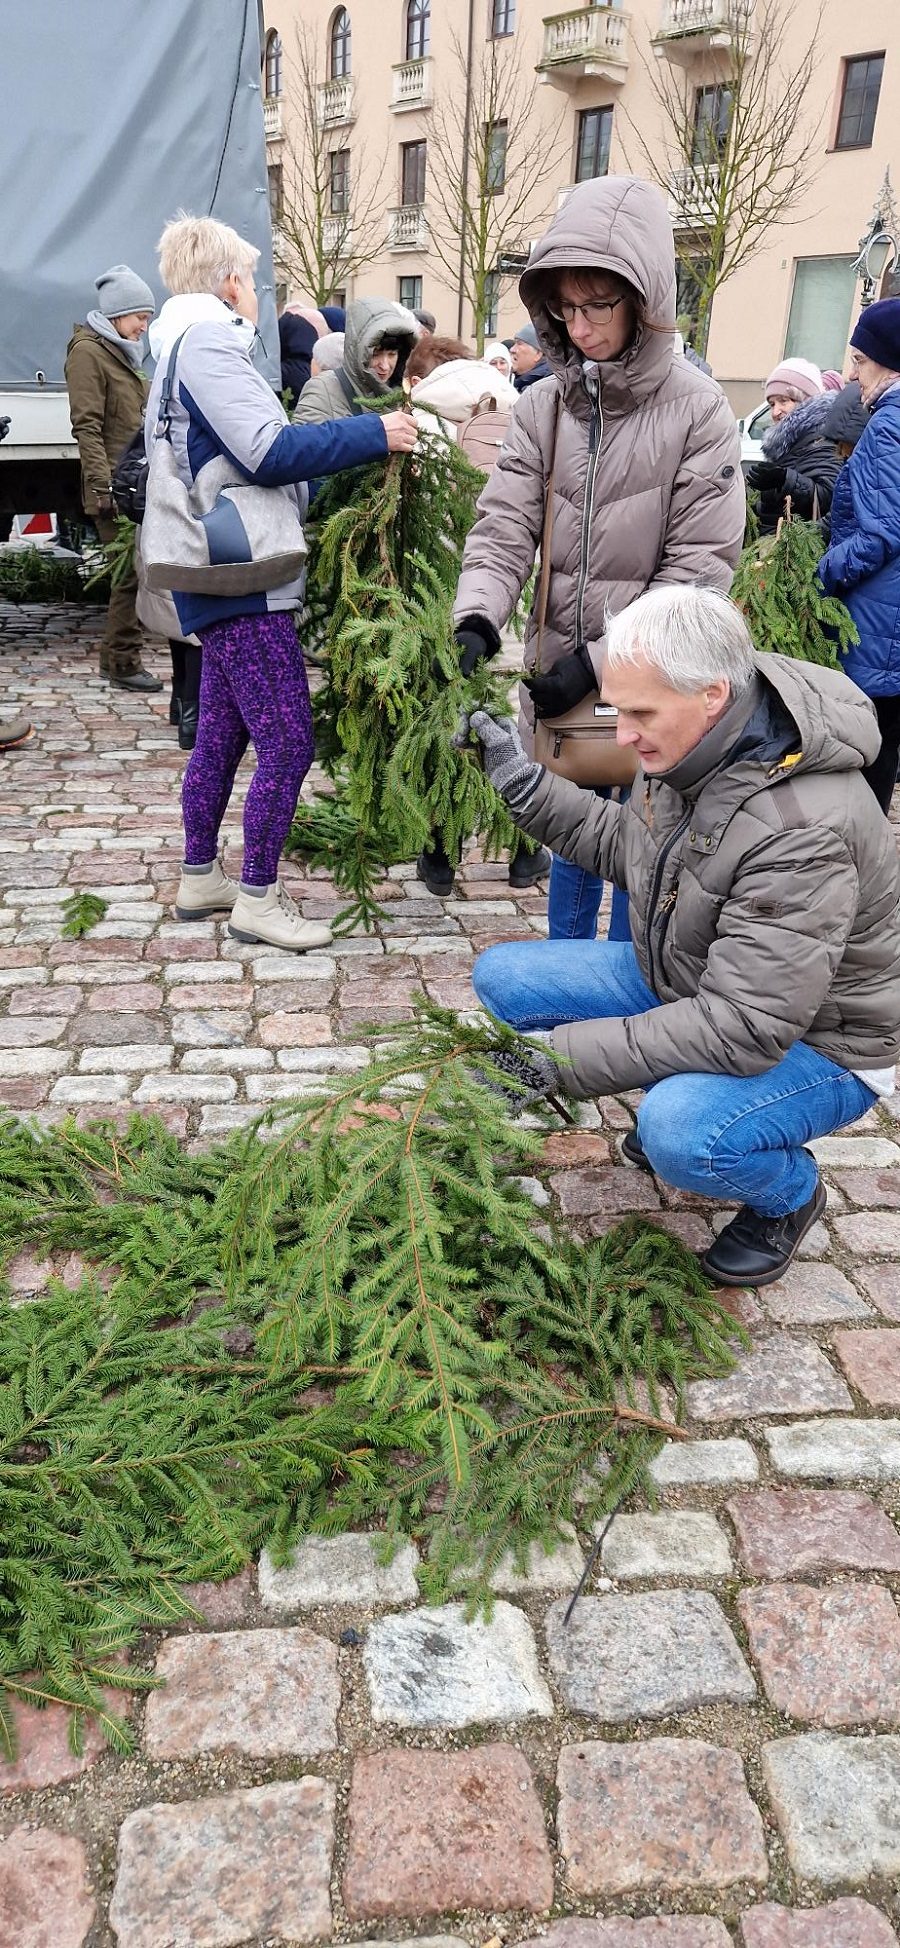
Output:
[
  {"xmin": 391, "ymin": 57, "xmax": 434, "ymax": 111},
  {"xmin": 388, "ymin": 205, "xmax": 429, "ymax": 251},
  {"xmin": 653, "ymin": 0, "xmax": 750, "ymax": 61},
  {"xmin": 668, "ymin": 165, "xmax": 721, "ymax": 229},
  {"xmin": 317, "ymin": 76, "xmax": 355, "ymax": 126},
  {"xmin": 263, "ymin": 98, "xmax": 283, "ymax": 140},
  {"xmin": 539, "ymin": 8, "xmax": 630, "ymax": 85},
  {"xmin": 323, "ymin": 215, "xmax": 353, "ymax": 256}
]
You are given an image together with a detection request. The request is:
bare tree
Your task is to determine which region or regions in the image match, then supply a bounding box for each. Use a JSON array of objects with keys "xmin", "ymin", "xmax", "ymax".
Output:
[
  {"xmin": 623, "ymin": 0, "xmax": 823, "ymax": 354},
  {"xmin": 274, "ymin": 22, "xmax": 390, "ymax": 306},
  {"xmin": 426, "ymin": 36, "xmax": 567, "ymax": 353}
]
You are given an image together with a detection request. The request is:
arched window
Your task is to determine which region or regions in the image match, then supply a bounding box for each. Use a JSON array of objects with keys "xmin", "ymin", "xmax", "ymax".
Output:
[
  {"xmin": 264, "ymin": 30, "xmax": 282, "ymax": 99},
  {"xmin": 405, "ymin": 0, "xmax": 430, "ymax": 62},
  {"xmin": 330, "ymin": 9, "xmax": 352, "ymax": 79}
]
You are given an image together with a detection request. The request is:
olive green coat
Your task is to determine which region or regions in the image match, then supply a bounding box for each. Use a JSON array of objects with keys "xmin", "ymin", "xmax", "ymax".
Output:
[{"xmin": 65, "ymin": 324, "xmax": 147, "ymax": 515}]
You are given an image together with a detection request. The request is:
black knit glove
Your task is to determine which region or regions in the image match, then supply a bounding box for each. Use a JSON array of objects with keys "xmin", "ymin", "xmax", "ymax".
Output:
[
  {"xmin": 475, "ymin": 1037, "xmax": 568, "ymax": 1108},
  {"xmin": 746, "ymin": 461, "xmax": 786, "ymax": 493},
  {"xmin": 455, "ymin": 614, "xmax": 501, "ymax": 679},
  {"xmin": 524, "ymin": 642, "xmax": 595, "ymax": 720}
]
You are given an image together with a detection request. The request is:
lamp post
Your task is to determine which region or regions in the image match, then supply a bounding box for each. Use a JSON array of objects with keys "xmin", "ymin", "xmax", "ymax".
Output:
[{"xmin": 853, "ymin": 196, "xmax": 898, "ymax": 309}]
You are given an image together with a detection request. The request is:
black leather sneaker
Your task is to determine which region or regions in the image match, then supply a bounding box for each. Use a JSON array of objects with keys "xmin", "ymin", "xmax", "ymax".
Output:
[
  {"xmin": 416, "ymin": 846, "xmax": 456, "ymax": 897},
  {"xmin": 508, "ymin": 843, "xmax": 551, "ymax": 888},
  {"xmin": 700, "ymin": 1174, "xmax": 826, "ymax": 1287},
  {"xmin": 621, "ymin": 1128, "xmax": 652, "ymax": 1173},
  {"xmin": 110, "ymin": 668, "xmax": 164, "ymax": 693}
]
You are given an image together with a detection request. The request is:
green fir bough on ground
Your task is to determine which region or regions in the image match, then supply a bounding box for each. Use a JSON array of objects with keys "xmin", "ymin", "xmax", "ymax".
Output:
[{"xmin": 0, "ymin": 1005, "xmax": 742, "ymax": 1751}]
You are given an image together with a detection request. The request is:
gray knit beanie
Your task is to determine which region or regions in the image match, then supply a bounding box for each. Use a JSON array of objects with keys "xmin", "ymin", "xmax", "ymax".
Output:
[{"xmin": 95, "ymin": 264, "xmax": 156, "ymax": 319}]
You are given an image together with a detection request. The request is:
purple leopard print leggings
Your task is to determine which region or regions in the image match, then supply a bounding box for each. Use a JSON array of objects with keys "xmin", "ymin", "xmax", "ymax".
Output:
[{"xmin": 182, "ymin": 612, "xmax": 314, "ymax": 886}]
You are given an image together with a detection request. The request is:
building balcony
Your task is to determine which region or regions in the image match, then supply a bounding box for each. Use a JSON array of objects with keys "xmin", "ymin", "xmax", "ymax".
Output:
[
  {"xmin": 391, "ymin": 57, "xmax": 434, "ymax": 112},
  {"xmin": 317, "ymin": 76, "xmax": 356, "ymax": 127},
  {"xmin": 323, "ymin": 215, "xmax": 353, "ymax": 257},
  {"xmin": 668, "ymin": 164, "xmax": 721, "ymax": 230},
  {"xmin": 653, "ymin": 0, "xmax": 749, "ymax": 65},
  {"xmin": 263, "ymin": 98, "xmax": 283, "ymax": 141},
  {"xmin": 388, "ymin": 205, "xmax": 428, "ymax": 252},
  {"xmin": 538, "ymin": 8, "xmax": 630, "ymax": 87}
]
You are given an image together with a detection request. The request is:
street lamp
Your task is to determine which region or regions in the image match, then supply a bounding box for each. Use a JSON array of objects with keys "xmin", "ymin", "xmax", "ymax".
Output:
[{"xmin": 853, "ymin": 199, "xmax": 898, "ymax": 308}]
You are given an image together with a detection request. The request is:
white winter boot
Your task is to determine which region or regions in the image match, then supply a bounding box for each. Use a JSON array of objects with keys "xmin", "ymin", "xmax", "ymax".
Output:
[
  {"xmin": 228, "ymin": 880, "xmax": 333, "ymax": 952},
  {"xmin": 174, "ymin": 856, "xmax": 238, "ymax": 921}
]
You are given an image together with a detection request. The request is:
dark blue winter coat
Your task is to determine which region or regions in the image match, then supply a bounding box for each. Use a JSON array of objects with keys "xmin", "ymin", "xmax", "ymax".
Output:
[{"xmin": 818, "ymin": 385, "xmax": 900, "ymax": 697}]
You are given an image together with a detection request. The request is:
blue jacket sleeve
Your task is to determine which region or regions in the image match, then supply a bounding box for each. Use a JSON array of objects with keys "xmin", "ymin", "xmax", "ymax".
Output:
[
  {"xmin": 175, "ymin": 325, "xmax": 388, "ymax": 486},
  {"xmin": 819, "ymin": 412, "xmax": 900, "ymax": 592}
]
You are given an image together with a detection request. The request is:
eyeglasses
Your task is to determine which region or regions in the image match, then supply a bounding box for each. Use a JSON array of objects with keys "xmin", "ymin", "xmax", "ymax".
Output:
[{"xmin": 547, "ymin": 296, "xmax": 628, "ymax": 327}]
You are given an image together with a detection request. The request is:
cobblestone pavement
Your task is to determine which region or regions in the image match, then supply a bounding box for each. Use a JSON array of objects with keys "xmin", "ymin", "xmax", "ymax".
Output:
[{"xmin": 2, "ymin": 609, "xmax": 900, "ymax": 1948}]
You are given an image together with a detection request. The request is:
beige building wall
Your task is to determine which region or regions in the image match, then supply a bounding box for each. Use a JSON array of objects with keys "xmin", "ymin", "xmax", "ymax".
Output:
[{"xmin": 262, "ymin": 0, "xmax": 898, "ymax": 410}]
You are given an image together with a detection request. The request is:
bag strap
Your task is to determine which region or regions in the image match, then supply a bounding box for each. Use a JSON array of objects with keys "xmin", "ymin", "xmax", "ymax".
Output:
[
  {"xmin": 534, "ymin": 390, "xmax": 563, "ymax": 676},
  {"xmin": 336, "ymin": 367, "xmax": 364, "ymax": 415},
  {"xmin": 155, "ymin": 330, "xmax": 193, "ymax": 440}
]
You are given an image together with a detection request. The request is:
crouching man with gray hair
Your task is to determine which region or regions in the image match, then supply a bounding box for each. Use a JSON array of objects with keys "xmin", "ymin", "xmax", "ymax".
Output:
[{"xmin": 465, "ymin": 584, "xmax": 900, "ymax": 1285}]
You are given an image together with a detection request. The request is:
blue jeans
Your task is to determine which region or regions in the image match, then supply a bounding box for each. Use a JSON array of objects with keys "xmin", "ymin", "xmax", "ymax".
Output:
[
  {"xmin": 548, "ymin": 854, "xmax": 631, "ymax": 941},
  {"xmin": 473, "ymin": 939, "xmax": 875, "ymax": 1216},
  {"xmin": 547, "ymin": 789, "xmax": 631, "ymax": 942}
]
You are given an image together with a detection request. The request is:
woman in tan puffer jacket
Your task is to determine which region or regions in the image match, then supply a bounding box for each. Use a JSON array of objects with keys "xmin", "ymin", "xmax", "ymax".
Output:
[{"xmin": 452, "ymin": 174, "xmax": 746, "ymax": 941}]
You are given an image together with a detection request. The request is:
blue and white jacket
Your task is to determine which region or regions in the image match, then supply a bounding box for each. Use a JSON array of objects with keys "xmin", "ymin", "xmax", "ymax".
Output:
[
  {"xmin": 145, "ymin": 295, "xmax": 388, "ymax": 635},
  {"xmin": 818, "ymin": 382, "xmax": 900, "ymax": 698}
]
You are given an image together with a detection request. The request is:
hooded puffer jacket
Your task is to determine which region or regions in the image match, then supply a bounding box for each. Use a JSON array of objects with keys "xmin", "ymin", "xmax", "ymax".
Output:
[
  {"xmin": 411, "ymin": 358, "xmax": 518, "ymax": 438},
  {"xmin": 754, "ymin": 393, "xmax": 842, "ymax": 533},
  {"xmin": 453, "ymin": 176, "xmax": 745, "ymax": 722},
  {"xmin": 292, "ymin": 297, "xmax": 419, "ymax": 423},
  {"xmin": 510, "ymin": 652, "xmax": 900, "ymax": 1096},
  {"xmin": 818, "ymin": 384, "xmax": 900, "ymax": 697}
]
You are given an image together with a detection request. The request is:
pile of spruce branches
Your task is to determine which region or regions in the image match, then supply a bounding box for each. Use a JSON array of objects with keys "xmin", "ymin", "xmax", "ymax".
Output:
[{"xmin": 0, "ymin": 1004, "xmax": 741, "ymax": 1755}]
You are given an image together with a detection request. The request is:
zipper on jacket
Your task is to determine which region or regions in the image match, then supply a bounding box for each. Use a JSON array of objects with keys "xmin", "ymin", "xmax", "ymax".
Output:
[
  {"xmin": 645, "ymin": 810, "xmax": 692, "ymax": 994},
  {"xmin": 574, "ymin": 374, "xmax": 603, "ymax": 647}
]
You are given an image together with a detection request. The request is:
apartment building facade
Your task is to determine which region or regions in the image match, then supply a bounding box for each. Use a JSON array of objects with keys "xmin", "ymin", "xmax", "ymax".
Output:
[{"xmin": 262, "ymin": 0, "xmax": 898, "ymax": 410}]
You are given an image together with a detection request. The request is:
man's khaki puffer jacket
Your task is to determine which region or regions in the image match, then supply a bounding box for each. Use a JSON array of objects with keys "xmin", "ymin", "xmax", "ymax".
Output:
[
  {"xmin": 454, "ymin": 176, "xmax": 746, "ymax": 731},
  {"xmin": 512, "ymin": 654, "xmax": 900, "ymax": 1098}
]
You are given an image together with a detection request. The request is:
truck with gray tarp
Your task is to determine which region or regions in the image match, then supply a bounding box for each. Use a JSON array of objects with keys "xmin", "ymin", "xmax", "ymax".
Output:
[{"xmin": 0, "ymin": 0, "xmax": 278, "ymax": 526}]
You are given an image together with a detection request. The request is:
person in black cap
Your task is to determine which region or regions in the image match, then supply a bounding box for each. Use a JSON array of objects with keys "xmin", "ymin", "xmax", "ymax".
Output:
[{"xmin": 819, "ymin": 298, "xmax": 900, "ymax": 810}]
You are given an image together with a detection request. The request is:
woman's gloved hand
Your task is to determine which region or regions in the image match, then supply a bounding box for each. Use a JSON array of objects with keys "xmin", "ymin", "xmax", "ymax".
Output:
[
  {"xmin": 475, "ymin": 1035, "xmax": 568, "ymax": 1107},
  {"xmin": 524, "ymin": 642, "xmax": 595, "ymax": 719},
  {"xmin": 746, "ymin": 461, "xmax": 786, "ymax": 493},
  {"xmin": 455, "ymin": 614, "xmax": 501, "ymax": 678},
  {"xmin": 456, "ymin": 709, "xmax": 542, "ymax": 816}
]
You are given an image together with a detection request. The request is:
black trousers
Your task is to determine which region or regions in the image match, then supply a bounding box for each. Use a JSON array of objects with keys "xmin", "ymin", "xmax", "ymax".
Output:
[{"xmin": 862, "ymin": 694, "xmax": 900, "ymax": 814}]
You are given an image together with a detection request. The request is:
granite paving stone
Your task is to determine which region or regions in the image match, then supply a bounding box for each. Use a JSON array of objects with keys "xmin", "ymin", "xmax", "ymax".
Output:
[
  {"xmin": 649, "ymin": 1437, "xmax": 759, "ymax": 1486},
  {"xmin": 739, "ymin": 1899, "xmax": 900, "ymax": 1946},
  {"xmin": 143, "ymin": 1625, "xmax": 339, "ymax": 1757},
  {"xmin": 854, "ymin": 1264, "xmax": 900, "ymax": 1320},
  {"xmin": 601, "ymin": 1510, "xmax": 733, "ymax": 1578},
  {"xmin": 0, "ymin": 1826, "xmax": 96, "ymax": 1948},
  {"xmin": 761, "ymin": 1263, "xmax": 872, "ymax": 1324},
  {"xmin": 767, "ymin": 1417, "xmax": 900, "ymax": 1480},
  {"xmin": 739, "ymin": 1581, "xmax": 900, "ymax": 1725},
  {"xmin": 108, "ymin": 1778, "xmax": 335, "ymax": 1948},
  {"xmin": 0, "ymin": 1690, "xmax": 111, "ymax": 1795},
  {"xmin": 364, "ymin": 1599, "xmax": 553, "ymax": 1726},
  {"xmin": 556, "ymin": 1739, "xmax": 768, "ymax": 1895},
  {"xmin": 728, "ymin": 1488, "xmax": 900, "ymax": 1575},
  {"xmin": 836, "ymin": 1213, "xmax": 900, "ymax": 1256},
  {"xmin": 831, "ymin": 1170, "xmax": 900, "ymax": 1210},
  {"xmin": 258, "ymin": 1532, "xmax": 420, "ymax": 1608},
  {"xmin": 835, "ymin": 1328, "xmax": 900, "ymax": 1406},
  {"xmin": 343, "ymin": 1745, "xmax": 554, "ymax": 1919},
  {"xmin": 687, "ymin": 1336, "xmax": 853, "ymax": 1421},
  {"xmin": 762, "ymin": 1734, "xmax": 900, "ymax": 1881},
  {"xmin": 545, "ymin": 1589, "xmax": 755, "ymax": 1720}
]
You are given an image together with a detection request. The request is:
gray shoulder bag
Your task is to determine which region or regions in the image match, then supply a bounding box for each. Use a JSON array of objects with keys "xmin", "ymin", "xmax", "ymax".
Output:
[{"xmin": 141, "ymin": 330, "xmax": 308, "ymax": 596}]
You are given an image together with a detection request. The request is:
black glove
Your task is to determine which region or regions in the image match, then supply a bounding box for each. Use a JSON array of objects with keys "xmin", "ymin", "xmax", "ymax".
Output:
[
  {"xmin": 524, "ymin": 642, "xmax": 595, "ymax": 720},
  {"xmin": 455, "ymin": 614, "xmax": 501, "ymax": 679},
  {"xmin": 475, "ymin": 1037, "xmax": 567, "ymax": 1107},
  {"xmin": 746, "ymin": 461, "xmax": 786, "ymax": 493}
]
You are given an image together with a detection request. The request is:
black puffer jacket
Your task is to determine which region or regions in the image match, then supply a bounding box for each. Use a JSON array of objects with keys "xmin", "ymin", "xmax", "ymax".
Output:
[
  {"xmin": 751, "ymin": 393, "xmax": 842, "ymax": 533},
  {"xmin": 821, "ymin": 380, "xmax": 867, "ymax": 454}
]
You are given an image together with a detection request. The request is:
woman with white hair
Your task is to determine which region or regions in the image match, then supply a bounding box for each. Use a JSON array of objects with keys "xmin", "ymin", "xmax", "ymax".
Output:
[{"xmin": 145, "ymin": 214, "xmax": 417, "ymax": 954}]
